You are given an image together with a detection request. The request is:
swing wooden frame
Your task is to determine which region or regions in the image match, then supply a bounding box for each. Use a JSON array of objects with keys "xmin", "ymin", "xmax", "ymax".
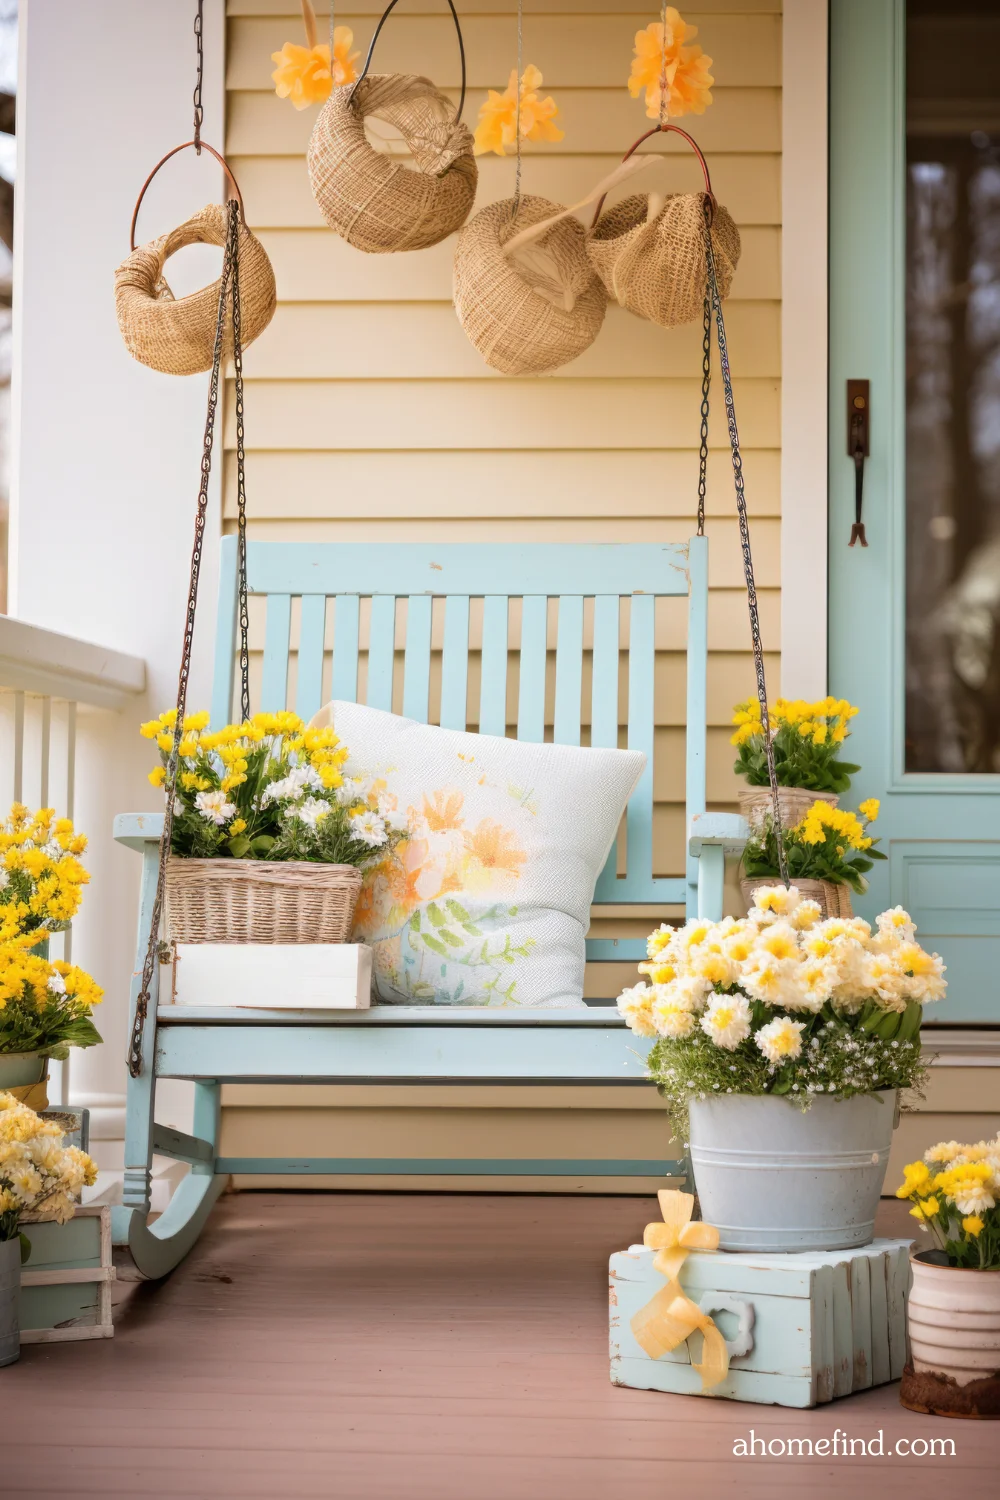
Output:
[{"xmin": 111, "ymin": 535, "xmax": 747, "ymax": 1278}]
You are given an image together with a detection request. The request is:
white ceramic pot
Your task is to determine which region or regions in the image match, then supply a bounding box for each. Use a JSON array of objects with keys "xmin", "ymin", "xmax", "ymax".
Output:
[
  {"xmin": 906, "ymin": 1254, "xmax": 1000, "ymax": 1392},
  {"xmin": 687, "ymin": 1090, "xmax": 898, "ymax": 1252},
  {"xmin": 0, "ymin": 1235, "xmax": 19, "ymax": 1367}
]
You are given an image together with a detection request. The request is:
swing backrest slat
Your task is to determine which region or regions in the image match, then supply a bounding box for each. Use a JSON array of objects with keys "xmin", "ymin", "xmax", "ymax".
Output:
[{"xmin": 212, "ymin": 539, "xmax": 709, "ymax": 936}]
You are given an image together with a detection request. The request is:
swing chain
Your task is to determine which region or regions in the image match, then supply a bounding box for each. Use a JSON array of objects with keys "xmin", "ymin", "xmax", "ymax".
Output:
[
  {"xmin": 696, "ymin": 287, "xmax": 711, "ymax": 538},
  {"xmin": 702, "ymin": 199, "xmax": 789, "ymax": 885},
  {"xmin": 193, "ymin": 0, "xmax": 205, "ymax": 154},
  {"xmin": 127, "ymin": 199, "xmax": 247, "ymax": 1079},
  {"xmin": 231, "ymin": 212, "xmax": 252, "ymax": 721}
]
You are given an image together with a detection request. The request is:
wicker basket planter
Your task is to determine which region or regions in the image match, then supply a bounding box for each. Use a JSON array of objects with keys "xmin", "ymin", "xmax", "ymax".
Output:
[
  {"xmin": 740, "ymin": 875, "xmax": 853, "ymax": 920},
  {"xmin": 738, "ymin": 785, "xmax": 838, "ymax": 832},
  {"xmin": 164, "ymin": 858, "xmax": 363, "ymax": 945}
]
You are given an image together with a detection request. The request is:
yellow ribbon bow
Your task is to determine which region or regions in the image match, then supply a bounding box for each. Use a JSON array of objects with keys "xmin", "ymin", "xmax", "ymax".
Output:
[{"xmin": 629, "ymin": 1188, "xmax": 729, "ymax": 1391}]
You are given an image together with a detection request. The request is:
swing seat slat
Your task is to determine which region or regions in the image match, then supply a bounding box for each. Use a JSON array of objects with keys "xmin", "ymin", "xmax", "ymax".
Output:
[{"xmin": 113, "ymin": 536, "xmax": 746, "ymax": 1277}]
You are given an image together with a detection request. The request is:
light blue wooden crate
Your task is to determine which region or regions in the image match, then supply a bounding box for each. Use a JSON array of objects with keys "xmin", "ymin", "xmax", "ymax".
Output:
[
  {"xmin": 19, "ymin": 1205, "xmax": 114, "ymax": 1344},
  {"xmin": 609, "ymin": 1238, "xmax": 912, "ymax": 1408}
]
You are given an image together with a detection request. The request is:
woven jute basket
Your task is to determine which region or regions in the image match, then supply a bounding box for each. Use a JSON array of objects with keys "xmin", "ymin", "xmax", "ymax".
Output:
[
  {"xmin": 587, "ymin": 192, "xmax": 741, "ymax": 328},
  {"xmin": 308, "ymin": 74, "xmax": 477, "ymax": 253},
  {"xmin": 115, "ymin": 204, "xmax": 276, "ymax": 376},
  {"xmin": 164, "ymin": 858, "xmax": 363, "ymax": 944},
  {"xmin": 453, "ymin": 195, "xmax": 607, "ymax": 375},
  {"xmin": 740, "ymin": 876, "xmax": 854, "ymax": 920},
  {"xmin": 738, "ymin": 786, "xmax": 839, "ymax": 833}
]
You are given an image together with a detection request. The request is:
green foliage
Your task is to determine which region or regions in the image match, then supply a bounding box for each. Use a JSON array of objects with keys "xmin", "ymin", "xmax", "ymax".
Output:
[
  {"xmin": 742, "ymin": 811, "xmax": 887, "ymax": 895},
  {"xmin": 0, "ymin": 992, "xmax": 102, "ymax": 1060}
]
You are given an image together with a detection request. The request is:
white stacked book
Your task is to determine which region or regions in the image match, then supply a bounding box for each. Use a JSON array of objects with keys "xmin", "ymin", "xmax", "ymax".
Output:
[{"xmin": 168, "ymin": 943, "xmax": 373, "ymax": 1009}]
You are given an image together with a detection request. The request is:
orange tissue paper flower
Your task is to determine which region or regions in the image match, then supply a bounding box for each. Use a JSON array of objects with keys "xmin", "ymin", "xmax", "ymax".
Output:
[
  {"xmin": 474, "ymin": 65, "xmax": 565, "ymax": 157},
  {"xmin": 628, "ymin": 10, "xmax": 714, "ymax": 121},
  {"xmin": 271, "ymin": 27, "xmax": 359, "ymax": 110}
]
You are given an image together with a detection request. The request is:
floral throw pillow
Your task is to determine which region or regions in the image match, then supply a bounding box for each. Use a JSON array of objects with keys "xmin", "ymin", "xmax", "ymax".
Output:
[{"xmin": 309, "ymin": 701, "xmax": 645, "ymax": 1008}]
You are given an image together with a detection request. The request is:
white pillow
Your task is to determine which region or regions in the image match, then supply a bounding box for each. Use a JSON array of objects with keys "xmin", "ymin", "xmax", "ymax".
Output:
[{"xmin": 310, "ymin": 701, "xmax": 645, "ymax": 1008}]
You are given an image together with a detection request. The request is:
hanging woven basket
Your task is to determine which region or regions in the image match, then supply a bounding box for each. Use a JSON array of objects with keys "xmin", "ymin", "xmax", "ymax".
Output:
[
  {"xmin": 115, "ymin": 144, "xmax": 276, "ymax": 376},
  {"xmin": 453, "ymin": 195, "xmax": 607, "ymax": 375},
  {"xmin": 586, "ymin": 125, "xmax": 740, "ymax": 329},
  {"xmin": 741, "ymin": 875, "xmax": 854, "ymax": 921}
]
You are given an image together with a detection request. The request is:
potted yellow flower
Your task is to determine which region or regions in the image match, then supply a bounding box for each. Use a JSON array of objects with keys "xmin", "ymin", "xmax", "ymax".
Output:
[
  {"xmin": 0, "ymin": 805, "xmax": 103, "ymax": 1109},
  {"xmin": 1, "ymin": 1091, "xmax": 97, "ymax": 1366},
  {"xmin": 617, "ymin": 887, "xmax": 945, "ymax": 1251},
  {"xmin": 740, "ymin": 797, "xmax": 887, "ymax": 917},
  {"xmin": 731, "ymin": 696, "xmax": 862, "ymax": 830},
  {"xmin": 896, "ymin": 1138, "xmax": 1000, "ymax": 1418},
  {"xmin": 143, "ymin": 709, "xmax": 400, "ymax": 944}
]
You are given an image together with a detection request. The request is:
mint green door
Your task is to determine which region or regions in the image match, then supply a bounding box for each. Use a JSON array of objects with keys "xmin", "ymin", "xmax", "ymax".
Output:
[{"xmin": 829, "ymin": 0, "xmax": 1000, "ymax": 1022}]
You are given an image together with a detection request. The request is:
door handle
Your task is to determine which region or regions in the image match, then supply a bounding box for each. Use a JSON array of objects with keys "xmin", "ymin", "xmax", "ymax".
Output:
[{"xmin": 847, "ymin": 379, "xmax": 870, "ymax": 547}]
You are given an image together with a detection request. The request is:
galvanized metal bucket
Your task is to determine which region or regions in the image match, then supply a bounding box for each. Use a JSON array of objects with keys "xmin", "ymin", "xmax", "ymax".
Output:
[
  {"xmin": 688, "ymin": 1090, "xmax": 899, "ymax": 1252},
  {"xmin": 0, "ymin": 1235, "xmax": 20, "ymax": 1367}
]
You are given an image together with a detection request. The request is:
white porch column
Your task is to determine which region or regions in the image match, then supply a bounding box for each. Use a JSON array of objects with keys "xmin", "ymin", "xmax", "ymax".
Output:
[{"xmin": 11, "ymin": 0, "xmax": 226, "ymax": 1154}]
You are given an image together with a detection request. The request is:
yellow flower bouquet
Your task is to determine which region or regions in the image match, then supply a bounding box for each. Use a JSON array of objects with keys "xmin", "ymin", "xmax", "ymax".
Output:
[
  {"xmin": 0, "ymin": 1091, "xmax": 97, "ymax": 1248},
  {"xmin": 742, "ymin": 797, "xmax": 887, "ymax": 895},
  {"xmin": 142, "ymin": 709, "xmax": 400, "ymax": 869},
  {"xmin": 897, "ymin": 1140, "xmax": 1000, "ymax": 1270},
  {"xmin": 0, "ymin": 804, "xmax": 90, "ymax": 943},
  {"xmin": 732, "ymin": 696, "xmax": 861, "ymax": 795},
  {"xmin": 617, "ymin": 886, "xmax": 944, "ymax": 1130}
]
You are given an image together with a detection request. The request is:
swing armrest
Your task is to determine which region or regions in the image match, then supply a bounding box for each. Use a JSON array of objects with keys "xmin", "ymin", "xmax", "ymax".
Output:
[
  {"xmin": 114, "ymin": 812, "xmax": 165, "ymax": 853},
  {"xmin": 688, "ymin": 811, "xmax": 748, "ymax": 858}
]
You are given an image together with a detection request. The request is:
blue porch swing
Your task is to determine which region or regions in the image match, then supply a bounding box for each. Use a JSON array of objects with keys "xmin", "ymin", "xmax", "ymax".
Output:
[{"xmin": 111, "ymin": 127, "xmax": 784, "ymax": 1280}]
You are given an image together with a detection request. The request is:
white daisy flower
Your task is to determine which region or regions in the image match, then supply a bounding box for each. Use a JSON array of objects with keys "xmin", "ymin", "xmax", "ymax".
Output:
[
  {"xmin": 754, "ymin": 1016, "xmax": 806, "ymax": 1064},
  {"xmin": 350, "ymin": 809, "xmax": 387, "ymax": 847},
  {"xmin": 0, "ymin": 868, "xmax": 9, "ymax": 890},
  {"xmin": 949, "ymin": 1182, "xmax": 996, "ymax": 1217},
  {"xmin": 194, "ymin": 790, "xmax": 238, "ymax": 826},
  {"xmin": 651, "ymin": 992, "xmax": 697, "ymax": 1040},
  {"xmin": 262, "ymin": 766, "xmax": 321, "ymax": 805},
  {"xmin": 46, "ymin": 972, "xmax": 67, "ymax": 995},
  {"xmin": 700, "ymin": 994, "xmax": 752, "ymax": 1051},
  {"xmin": 617, "ymin": 983, "xmax": 657, "ymax": 1038},
  {"xmin": 289, "ymin": 797, "xmax": 331, "ymax": 829}
]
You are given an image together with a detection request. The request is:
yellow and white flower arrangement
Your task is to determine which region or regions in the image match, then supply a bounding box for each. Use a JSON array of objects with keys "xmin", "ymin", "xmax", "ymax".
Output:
[
  {"xmin": 0, "ymin": 804, "xmax": 103, "ymax": 1060},
  {"xmin": 732, "ymin": 696, "xmax": 861, "ymax": 795},
  {"xmin": 896, "ymin": 1137, "xmax": 1000, "ymax": 1270},
  {"xmin": 743, "ymin": 797, "xmax": 887, "ymax": 895},
  {"xmin": 618, "ymin": 885, "xmax": 944, "ymax": 1130},
  {"xmin": 0, "ymin": 1091, "xmax": 97, "ymax": 1249},
  {"xmin": 142, "ymin": 709, "xmax": 401, "ymax": 869}
]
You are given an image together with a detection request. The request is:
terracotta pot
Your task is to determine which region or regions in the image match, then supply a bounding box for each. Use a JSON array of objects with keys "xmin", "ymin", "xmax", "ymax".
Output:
[
  {"xmin": 738, "ymin": 786, "xmax": 838, "ymax": 831},
  {"xmin": 740, "ymin": 875, "xmax": 853, "ymax": 919},
  {"xmin": 900, "ymin": 1253, "xmax": 1000, "ymax": 1418}
]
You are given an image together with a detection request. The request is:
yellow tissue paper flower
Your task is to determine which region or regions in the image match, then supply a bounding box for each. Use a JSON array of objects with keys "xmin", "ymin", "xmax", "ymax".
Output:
[
  {"xmin": 628, "ymin": 11, "xmax": 714, "ymax": 122},
  {"xmin": 474, "ymin": 65, "xmax": 564, "ymax": 156},
  {"xmin": 271, "ymin": 27, "xmax": 358, "ymax": 111}
]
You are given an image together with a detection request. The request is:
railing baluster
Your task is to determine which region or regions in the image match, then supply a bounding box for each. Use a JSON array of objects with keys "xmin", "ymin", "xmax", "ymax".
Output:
[
  {"xmin": 13, "ymin": 689, "xmax": 24, "ymax": 801},
  {"xmin": 40, "ymin": 696, "xmax": 51, "ymax": 807}
]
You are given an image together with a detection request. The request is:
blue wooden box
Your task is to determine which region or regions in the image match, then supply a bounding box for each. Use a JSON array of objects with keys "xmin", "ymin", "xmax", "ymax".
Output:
[
  {"xmin": 20, "ymin": 1205, "xmax": 114, "ymax": 1345},
  {"xmin": 610, "ymin": 1238, "xmax": 912, "ymax": 1408}
]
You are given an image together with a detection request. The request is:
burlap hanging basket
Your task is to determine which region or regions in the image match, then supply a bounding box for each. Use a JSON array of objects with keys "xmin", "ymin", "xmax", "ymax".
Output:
[
  {"xmin": 741, "ymin": 876, "xmax": 854, "ymax": 920},
  {"xmin": 308, "ymin": 73, "xmax": 477, "ymax": 253},
  {"xmin": 115, "ymin": 201, "xmax": 276, "ymax": 376},
  {"xmin": 453, "ymin": 195, "xmax": 607, "ymax": 375},
  {"xmin": 164, "ymin": 858, "xmax": 363, "ymax": 945},
  {"xmin": 587, "ymin": 191, "xmax": 741, "ymax": 329}
]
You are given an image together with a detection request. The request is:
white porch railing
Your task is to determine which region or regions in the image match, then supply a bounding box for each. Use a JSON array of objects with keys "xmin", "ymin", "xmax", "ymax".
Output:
[{"xmin": 0, "ymin": 615, "xmax": 146, "ymax": 1110}]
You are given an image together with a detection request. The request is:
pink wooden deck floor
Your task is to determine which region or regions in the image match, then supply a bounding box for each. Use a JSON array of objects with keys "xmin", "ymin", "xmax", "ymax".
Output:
[{"xmin": 4, "ymin": 1192, "xmax": 994, "ymax": 1499}]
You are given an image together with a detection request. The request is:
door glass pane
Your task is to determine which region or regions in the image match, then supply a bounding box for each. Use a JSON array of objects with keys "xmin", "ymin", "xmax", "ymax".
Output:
[{"xmin": 905, "ymin": 1, "xmax": 1000, "ymax": 771}]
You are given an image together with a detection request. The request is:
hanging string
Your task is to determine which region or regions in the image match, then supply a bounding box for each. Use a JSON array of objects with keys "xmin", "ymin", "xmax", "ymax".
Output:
[
  {"xmin": 193, "ymin": 0, "xmax": 204, "ymax": 154},
  {"xmin": 513, "ymin": 0, "xmax": 524, "ymax": 212},
  {"xmin": 328, "ymin": 0, "xmax": 336, "ymax": 58},
  {"xmin": 703, "ymin": 200, "xmax": 788, "ymax": 884},
  {"xmin": 127, "ymin": 200, "xmax": 250, "ymax": 1078},
  {"xmin": 658, "ymin": 0, "xmax": 668, "ymax": 128}
]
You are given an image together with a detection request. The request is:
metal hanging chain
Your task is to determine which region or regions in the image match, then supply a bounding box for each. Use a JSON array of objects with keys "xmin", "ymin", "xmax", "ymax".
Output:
[
  {"xmin": 658, "ymin": 0, "xmax": 669, "ymax": 129},
  {"xmin": 127, "ymin": 200, "xmax": 247, "ymax": 1079},
  {"xmin": 702, "ymin": 200, "xmax": 789, "ymax": 884},
  {"xmin": 696, "ymin": 287, "xmax": 711, "ymax": 538},
  {"xmin": 513, "ymin": 0, "xmax": 524, "ymax": 211},
  {"xmin": 231, "ymin": 210, "xmax": 252, "ymax": 721},
  {"xmin": 193, "ymin": 0, "xmax": 205, "ymax": 154}
]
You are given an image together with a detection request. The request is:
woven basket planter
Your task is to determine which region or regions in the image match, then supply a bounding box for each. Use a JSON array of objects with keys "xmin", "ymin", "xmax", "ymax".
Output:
[
  {"xmin": 738, "ymin": 786, "xmax": 839, "ymax": 833},
  {"xmin": 164, "ymin": 858, "xmax": 363, "ymax": 945},
  {"xmin": 454, "ymin": 195, "xmax": 607, "ymax": 375},
  {"xmin": 114, "ymin": 204, "xmax": 276, "ymax": 376},
  {"xmin": 308, "ymin": 73, "xmax": 477, "ymax": 253},
  {"xmin": 740, "ymin": 875, "xmax": 854, "ymax": 920},
  {"xmin": 587, "ymin": 192, "xmax": 740, "ymax": 329}
]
